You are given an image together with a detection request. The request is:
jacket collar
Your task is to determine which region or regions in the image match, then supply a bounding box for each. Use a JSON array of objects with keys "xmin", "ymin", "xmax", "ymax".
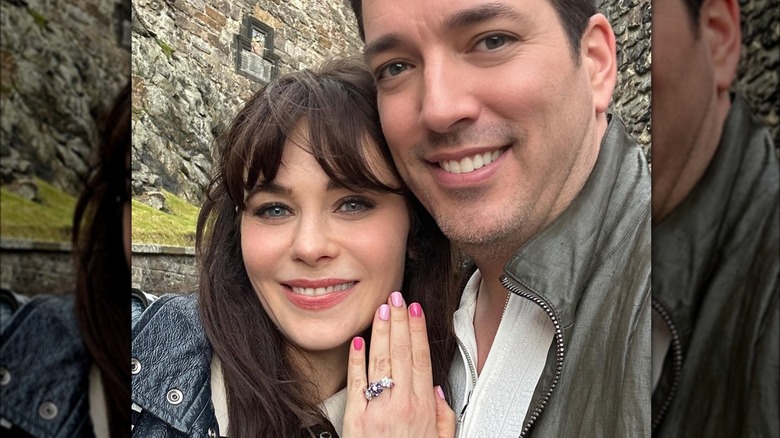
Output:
[
  {"xmin": 652, "ymin": 94, "xmax": 778, "ymax": 330},
  {"xmin": 131, "ymin": 293, "xmax": 214, "ymax": 434},
  {"xmin": 0, "ymin": 295, "xmax": 91, "ymax": 438},
  {"xmin": 502, "ymin": 115, "xmax": 651, "ymax": 328}
]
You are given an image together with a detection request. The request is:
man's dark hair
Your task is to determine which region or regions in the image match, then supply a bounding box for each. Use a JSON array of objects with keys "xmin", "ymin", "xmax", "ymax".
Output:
[
  {"xmin": 682, "ymin": 0, "xmax": 705, "ymax": 31},
  {"xmin": 348, "ymin": 0, "xmax": 597, "ymax": 59}
]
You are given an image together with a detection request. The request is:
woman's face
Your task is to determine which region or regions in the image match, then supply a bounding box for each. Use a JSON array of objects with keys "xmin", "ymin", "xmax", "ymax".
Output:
[{"xmin": 240, "ymin": 123, "xmax": 410, "ymax": 355}]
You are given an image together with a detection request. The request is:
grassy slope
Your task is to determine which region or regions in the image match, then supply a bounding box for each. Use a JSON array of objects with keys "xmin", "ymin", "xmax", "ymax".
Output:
[
  {"xmin": 131, "ymin": 190, "xmax": 199, "ymax": 247},
  {"xmin": 0, "ymin": 179, "xmax": 76, "ymax": 242},
  {"xmin": 1, "ymin": 180, "xmax": 199, "ymax": 247}
]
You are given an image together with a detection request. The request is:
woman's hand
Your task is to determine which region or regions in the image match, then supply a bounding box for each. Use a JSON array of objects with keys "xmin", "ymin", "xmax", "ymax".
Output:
[{"xmin": 342, "ymin": 292, "xmax": 455, "ymax": 438}]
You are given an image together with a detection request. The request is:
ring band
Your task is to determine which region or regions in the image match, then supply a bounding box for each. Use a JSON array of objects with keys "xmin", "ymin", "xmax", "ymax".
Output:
[{"xmin": 364, "ymin": 376, "xmax": 395, "ymax": 401}]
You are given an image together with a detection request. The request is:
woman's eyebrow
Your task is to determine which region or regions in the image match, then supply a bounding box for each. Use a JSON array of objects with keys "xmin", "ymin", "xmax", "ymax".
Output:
[
  {"xmin": 246, "ymin": 179, "xmax": 346, "ymax": 199},
  {"xmin": 246, "ymin": 182, "xmax": 291, "ymax": 199}
]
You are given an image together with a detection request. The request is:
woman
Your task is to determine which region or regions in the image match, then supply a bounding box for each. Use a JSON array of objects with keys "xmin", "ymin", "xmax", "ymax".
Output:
[
  {"xmin": 0, "ymin": 83, "xmax": 130, "ymax": 438},
  {"xmin": 131, "ymin": 59, "xmax": 459, "ymax": 437}
]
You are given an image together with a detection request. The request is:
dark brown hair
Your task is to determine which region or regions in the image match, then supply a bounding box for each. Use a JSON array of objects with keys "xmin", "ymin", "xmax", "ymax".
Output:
[
  {"xmin": 196, "ymin": 58, "xmax": 459, "ymax": 437},
  {"xmin": 71, "ymin": 82, "xmax": 131, "ymax": 438},
  {"xmin": 347, "ymin": 0, "xmax": 596, "ymax": 60}
]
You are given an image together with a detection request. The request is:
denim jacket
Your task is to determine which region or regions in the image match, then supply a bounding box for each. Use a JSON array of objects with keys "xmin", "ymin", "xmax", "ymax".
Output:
[
  {"xmin": 131, "ymin": 291, "xmax": 336, "ymax": 438},
  {"xmin": 0, "ymin": 289, "xmax": 94, "ymax": 437},
  {"xmin": 131, "ymin": 291, "xmax": 220, "ymax": 437}
]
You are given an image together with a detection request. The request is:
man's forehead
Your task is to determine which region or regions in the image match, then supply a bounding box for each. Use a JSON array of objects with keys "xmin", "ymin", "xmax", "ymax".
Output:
[{"xmin": 362, "ymin": 0, "xmax": 536, "ymax": 50}]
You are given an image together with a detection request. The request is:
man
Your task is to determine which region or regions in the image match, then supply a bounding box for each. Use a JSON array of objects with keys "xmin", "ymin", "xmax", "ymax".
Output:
[
  {"xmin": 349, "ymin": 0, "xmax": 651, "ymax": 435},
  {"xmin": 652, "ymin": 0, "xmax": 779, "ymax": 435}
]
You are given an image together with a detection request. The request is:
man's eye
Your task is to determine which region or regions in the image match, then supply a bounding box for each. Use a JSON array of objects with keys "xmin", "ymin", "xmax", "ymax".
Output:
[
  {"xmin": 378, "ymin": 62, "xmax": 410, "ymax": 79},
  {"xmin": 476, "ymin": 34, "xmax": 513, "ymax": 51}
]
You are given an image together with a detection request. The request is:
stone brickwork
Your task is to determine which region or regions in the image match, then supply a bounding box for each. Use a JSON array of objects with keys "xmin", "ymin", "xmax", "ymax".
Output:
[
  {"xmin": 0, "ymin": 238, "xmax": 198, "ymax": 295},
  {"xmin": 131, "ymin": 0, "xmax": 363, "ymax": 203},
  {"xmin": 736, "ymin": 0, "xmax": 779, "ymax": 146},
  {"xmin": 0, "ymin": 239, "xmax": 75, "ymax": 296},
  {"xmin": 0, "ymin": 0, "xmax": 130, "ymax": 195},
  {"xmin": 603, "ymin": 0, "xmax": 653, "ymax": 155},
  {"xmin": 131, "ymin": 244, "xmax": 197, "ymax": 294}
]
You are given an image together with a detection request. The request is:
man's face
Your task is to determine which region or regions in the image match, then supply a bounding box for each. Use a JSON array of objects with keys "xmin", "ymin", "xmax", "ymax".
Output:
[
  {"xmin": 362, "ymin": 0, "xmax": 606, "ymax": 253},
  {"xmin": 652, "ymin": 0, "xmax": 718, "ymax": 217}
]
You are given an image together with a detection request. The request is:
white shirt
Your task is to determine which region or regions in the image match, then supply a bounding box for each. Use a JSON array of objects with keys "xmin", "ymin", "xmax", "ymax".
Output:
[{"xmin": 449, "ymin": 270, "xmax": 555, "ymax": 437}]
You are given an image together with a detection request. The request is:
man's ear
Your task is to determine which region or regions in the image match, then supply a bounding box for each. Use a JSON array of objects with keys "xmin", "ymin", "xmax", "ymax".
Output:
[
  {"xmin": 580, "ymin": 14, "xmax": 617, "ymax": 114},
  {"xmin": 701, "ymin": 0, "xmax": 741, "ymax": 92}
]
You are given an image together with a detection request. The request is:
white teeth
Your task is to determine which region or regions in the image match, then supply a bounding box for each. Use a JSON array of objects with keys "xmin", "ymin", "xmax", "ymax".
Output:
[
  {"xmin": 472, "ymin": 154, "xmax": 484, "ymax": 169},
  {"xmin": 460, "ymin": 157, "xmax": 474, "ymax": 172},
  {"xmin": 438, "ymin": 149, "xmax": 504, "ymax": 174},
  {"xmin": 291, "ymin": 282, "xmax": 354, "ymax": 296}
]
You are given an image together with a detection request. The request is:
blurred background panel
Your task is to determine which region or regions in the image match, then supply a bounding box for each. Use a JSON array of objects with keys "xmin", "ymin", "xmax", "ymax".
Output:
[{"xmin": 0, "ymin": 0, "xmax": 130, "ymax": 295}]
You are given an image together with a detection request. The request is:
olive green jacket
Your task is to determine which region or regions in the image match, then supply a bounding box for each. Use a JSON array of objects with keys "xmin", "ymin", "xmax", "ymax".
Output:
[
  {"xmin": 494, "ymin": 115, "xmax": 652, "ymax": 436},
  {"xmin": 652, "ymin": 95, "xmax": 779, "ymax": 437}
]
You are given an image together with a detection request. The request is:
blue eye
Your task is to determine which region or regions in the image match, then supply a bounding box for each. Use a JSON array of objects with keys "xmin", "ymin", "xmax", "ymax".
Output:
[
  {"xmin": 337, "ymin": 197, "xmax": 375, "ymax": 214},
  {"xmin": 255, "ymin": 204, "xmax": 292, "ymax": 218}
]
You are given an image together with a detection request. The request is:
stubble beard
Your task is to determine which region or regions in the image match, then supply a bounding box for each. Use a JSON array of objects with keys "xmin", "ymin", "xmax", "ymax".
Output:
[
  {"xmin": 406, "ymin": 123, "xmax": 532, "ymax": 264},
  {"xmin": 420, "ymin": 187, "xmax": 534, "ymax": 265}
]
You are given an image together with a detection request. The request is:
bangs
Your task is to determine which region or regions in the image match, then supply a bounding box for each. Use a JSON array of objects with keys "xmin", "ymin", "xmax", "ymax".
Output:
[{"xmin": 219, "ymin": 60, "xmax": 403, "ymax": 210}]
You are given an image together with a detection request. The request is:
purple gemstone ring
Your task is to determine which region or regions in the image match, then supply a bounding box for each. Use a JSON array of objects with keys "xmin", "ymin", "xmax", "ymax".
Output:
[{"xmin": 364, "ymin": 376, "xmax": 395, "ymax": 401}]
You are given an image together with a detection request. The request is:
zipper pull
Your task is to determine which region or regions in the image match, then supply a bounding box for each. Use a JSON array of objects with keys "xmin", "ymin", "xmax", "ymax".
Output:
[{"xmin": 457, "ymin": 389, "xmax": 473, "ymax": 424}]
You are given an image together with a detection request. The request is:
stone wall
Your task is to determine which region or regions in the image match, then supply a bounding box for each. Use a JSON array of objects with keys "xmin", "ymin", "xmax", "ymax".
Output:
[
  {"xmin": 0, "ymin": 239, "xmax": 75, "ymax": 296},
  {"xmin": 0, "ymin": 0, "xmax": 130, "ymax": 195},
  {"xmin": 131, "ymin": 244, "xmax": 197, "ymax": 294},
  {"xmin": 131, "ymin": 0, "xmax": 653, "ymax": 203},
  {"xmin": 0, "ymin": 238, "xmax": 197, "ymax": 296},
  {"xmin": 603, "ymin": 0, "xmax": 653, "ymax": 153},
  {"xmin": 736, "ymin": 0, "xmax": 779, "ymax": 146},
  {"xmin": 131, "ymin": 0, "xmax": 363, "ymax": 203}
]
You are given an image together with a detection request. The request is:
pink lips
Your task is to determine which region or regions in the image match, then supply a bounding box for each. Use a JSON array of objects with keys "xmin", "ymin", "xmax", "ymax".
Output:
[{"xmin": 283, "ymin": 279, "xmax": 356, "ymax": 311}]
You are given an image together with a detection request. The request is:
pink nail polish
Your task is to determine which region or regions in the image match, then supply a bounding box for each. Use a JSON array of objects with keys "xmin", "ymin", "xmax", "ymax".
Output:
[
  {"xmin": 409, "ymin": 302, "xmax": 422, "ymax": 318},
  {"xmin": 390, "ymin": 291, "xmax": 403, "ymax": 307},
  {"xmin": 436, "ymin": 386, "xmax": 446, "ymax": 400},
  {"xmin": 353, "ymin": 337, "xmax": 364, "ymax": 351},
  {"xmin": 379, "ymin": 304, "xmax": 390, "ymax": 320}
]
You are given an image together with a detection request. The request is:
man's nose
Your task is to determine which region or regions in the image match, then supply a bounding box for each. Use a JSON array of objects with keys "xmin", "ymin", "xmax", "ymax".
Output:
[{"xmin": 418, "ymin": 59, "xmax": 481, "ymax": 134}]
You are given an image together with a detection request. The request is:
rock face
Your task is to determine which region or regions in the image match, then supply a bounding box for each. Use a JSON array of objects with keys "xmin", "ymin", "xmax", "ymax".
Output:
[
  {"xmin": 603, "ymin": 0, "xmax": 653, "ymax": 156},
  {"xmin": 131, "ymin": 0, "xmax": 655, "ymax": 203},
  {"xmin": 131, "ymin": 0, "xmax": 364, "ymax": 203},
  {"xmin": 736, "ymin": 0, "xmax": 779, "ymax": 147},
  {"xmin": 0, "ymin": 0, "xmax": 131, "ymax": 195}
]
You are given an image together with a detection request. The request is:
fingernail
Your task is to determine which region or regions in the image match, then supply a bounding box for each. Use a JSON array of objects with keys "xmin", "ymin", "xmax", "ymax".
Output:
[
  {"xmin": 353, "ymin": 337, "xmax": 364, "ymax": 351},
  {"xmin": 379, "ymin": 304, "xmax": 390, "ymax": 320},
  {"xmin": 436, "ymin": 385, "xmax": 446, "ymax": 400},
  {"xmin": 390, "ymin": 291, "xmax": 404, "ymax": 307},
  {"xmin": 409, "ymin": 302, "xmax": 422, "ymax": 318}
]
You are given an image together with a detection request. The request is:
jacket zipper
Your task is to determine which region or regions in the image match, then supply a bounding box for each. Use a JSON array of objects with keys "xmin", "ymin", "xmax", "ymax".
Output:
[
  {"xmin": 500, "ymin": 275, "xmax": 565, "ymax": 438},
  {"xmin": 455, "ymin": 289, "xmax": 510, "ymax": 436},
  {"xmin": 454, "ymin": 337, "xmax": 477, "ymax": 435},
  {"xmin": 650, "ymin": 298, "xmax": 682, "ymax": 432}
]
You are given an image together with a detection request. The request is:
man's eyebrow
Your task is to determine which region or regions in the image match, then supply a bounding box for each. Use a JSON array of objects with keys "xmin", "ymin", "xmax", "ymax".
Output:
[
  {"xmin": 443, "ymin": 2, "xmax": 525, "ymax": 31},
  {"xmin": 363, "ymin": 3, "xmax": 525, "ymax": 63},
  {"xmin": 363, "ymin": 33, "xmax": 405, "ymax": 64}
]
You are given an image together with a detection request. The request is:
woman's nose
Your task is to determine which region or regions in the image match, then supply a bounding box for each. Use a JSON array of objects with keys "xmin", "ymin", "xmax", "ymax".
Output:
[{"xmin": 289, "ymin": 215, "xmax": 339, "ymax": 265}]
